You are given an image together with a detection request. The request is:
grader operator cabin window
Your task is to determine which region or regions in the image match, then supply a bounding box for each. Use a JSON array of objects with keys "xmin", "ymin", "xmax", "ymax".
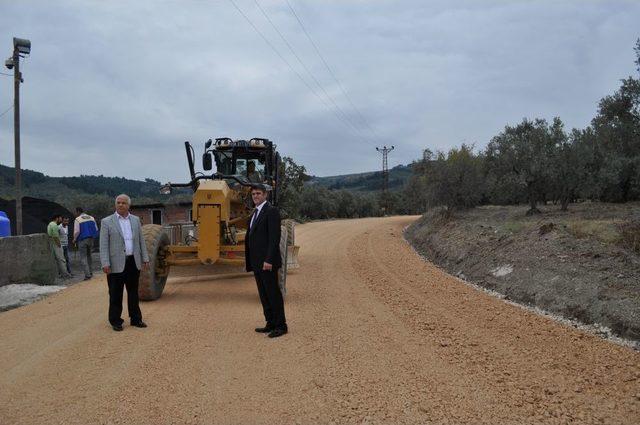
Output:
[
  {"xmin": 236, "ymin": 159, "xmax": 247, "ymax": 176},
  {"xmin": 235, "ymin": 158, "xmax": 266, "ymax": 182},
  {"xmin": 215, "ymin": 151, "xmax": 234, "ymax": 175}
]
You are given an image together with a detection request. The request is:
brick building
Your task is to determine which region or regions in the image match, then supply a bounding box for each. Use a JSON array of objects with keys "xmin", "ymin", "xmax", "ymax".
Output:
[{"xmin": 130, "ymin": 201, "xmax": 193, "ymax": 226}]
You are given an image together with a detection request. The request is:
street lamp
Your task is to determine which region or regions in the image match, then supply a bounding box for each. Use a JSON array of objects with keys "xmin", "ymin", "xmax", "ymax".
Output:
[{"xmin": 5, "ymin": 37, "xmax": 30, "ymax": 235}]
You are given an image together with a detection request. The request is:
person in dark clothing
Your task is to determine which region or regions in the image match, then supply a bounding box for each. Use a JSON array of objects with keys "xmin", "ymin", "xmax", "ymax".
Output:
[{"xmin": 245, "ymin": 184, "xmax": 287, "ymax": 338}]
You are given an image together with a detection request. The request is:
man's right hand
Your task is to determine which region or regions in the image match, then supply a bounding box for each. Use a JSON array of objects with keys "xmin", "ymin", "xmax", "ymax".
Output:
[{"xmin": 102, "ymin": 266, "xmax": 111, "ymax": 274}]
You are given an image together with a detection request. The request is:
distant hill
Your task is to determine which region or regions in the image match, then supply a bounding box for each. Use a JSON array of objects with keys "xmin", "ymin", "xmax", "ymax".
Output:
[
  {"xmin": 0, "ymin": 164, "xmax": 163, "ymax": 198},
  {"xmin": 0, "ymin": 164, "xmax": 189, "ymax": 221},
  {"xmin": 308, "ymin": 164, "xmax": 412, "ymax": 192},
  {"xmin": 0, "ymin": 162, "xmax": 414, "ymax": 220}
]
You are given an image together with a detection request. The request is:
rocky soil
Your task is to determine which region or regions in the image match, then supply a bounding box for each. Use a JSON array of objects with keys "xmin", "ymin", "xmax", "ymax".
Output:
[{"xmin": 405, "ymin": 202, "xmax": 640, "ymax": 343}]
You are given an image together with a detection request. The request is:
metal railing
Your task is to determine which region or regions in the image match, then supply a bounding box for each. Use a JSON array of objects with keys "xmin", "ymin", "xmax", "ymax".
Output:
[{"xmin": 163, "ymin": 222, "xmax": 197, "ymax": 245}]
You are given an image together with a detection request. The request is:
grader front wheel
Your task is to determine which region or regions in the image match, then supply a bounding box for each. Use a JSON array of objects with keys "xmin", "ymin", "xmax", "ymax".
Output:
[{"xmin": 139, "ymin": 224, "xmax": 170, "ymax": 301}]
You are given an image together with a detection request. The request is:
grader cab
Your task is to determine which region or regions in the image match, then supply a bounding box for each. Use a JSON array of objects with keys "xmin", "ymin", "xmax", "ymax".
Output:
[{"xmin": 137, "ymin": 137, "xmax": 299, "ymax": 301}]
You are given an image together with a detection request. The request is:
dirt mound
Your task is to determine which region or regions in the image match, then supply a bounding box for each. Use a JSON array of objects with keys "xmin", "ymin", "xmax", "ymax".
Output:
[
  {"xmin": 0, "ymin": 197, "xmax": 73, "ymax": 235},
  {"xmin": 405, "ymin": 202, "xmax": 640, "ymax": 342}
]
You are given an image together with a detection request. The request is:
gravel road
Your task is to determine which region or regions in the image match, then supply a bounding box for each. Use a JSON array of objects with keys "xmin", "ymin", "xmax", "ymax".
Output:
[{"xmin": 0, "ymin": 216, "xmax": 638, "ymax": 424}]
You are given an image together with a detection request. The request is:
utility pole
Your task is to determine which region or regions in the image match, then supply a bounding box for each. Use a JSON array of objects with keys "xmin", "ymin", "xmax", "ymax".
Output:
[
  {"xmin": 5, "ymin": 37, "xmax": 31, "ymax": 236},
  {"xmin": 375, "ymin": 145, "xmax": 394, "ymax": 214},
  {"xmin": 13, "ymin": 43, "xmax": 22, "ymax": 236}
]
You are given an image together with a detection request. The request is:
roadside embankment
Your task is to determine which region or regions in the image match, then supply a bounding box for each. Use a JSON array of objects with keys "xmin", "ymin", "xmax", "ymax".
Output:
[{"xmin": 405, "ymin": 203, "xmax": 640, "ymax": 342}]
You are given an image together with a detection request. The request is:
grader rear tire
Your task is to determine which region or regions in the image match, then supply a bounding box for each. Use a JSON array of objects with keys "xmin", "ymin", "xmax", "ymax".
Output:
[
  {"xmin": 278, "ymin": 224, "xmax": 288, "ymax": 298},
  {"xmin": 139, "ymin": 224, "xmax": 170, "ymax": 301}
]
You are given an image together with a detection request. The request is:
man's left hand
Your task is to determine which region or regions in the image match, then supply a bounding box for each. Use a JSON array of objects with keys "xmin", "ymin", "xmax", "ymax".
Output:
[
  {"xmin": 262, "ymin": 262, "xmax": 272, "ymax": 271},
  {"xmin": 143, "ymin": 261, "xmax": 150, "ymax": 271}
]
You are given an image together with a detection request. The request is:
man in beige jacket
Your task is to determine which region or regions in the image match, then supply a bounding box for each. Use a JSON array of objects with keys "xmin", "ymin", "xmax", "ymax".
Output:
[{"xmin": 99, "ymin": 194, "xmax": 149, "ymax": 332}]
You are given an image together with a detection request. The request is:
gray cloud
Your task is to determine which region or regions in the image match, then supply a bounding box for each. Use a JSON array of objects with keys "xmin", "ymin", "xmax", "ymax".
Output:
[{"xmin": 0, "ymin": 0, "xmax": 638, "ymax": 182}]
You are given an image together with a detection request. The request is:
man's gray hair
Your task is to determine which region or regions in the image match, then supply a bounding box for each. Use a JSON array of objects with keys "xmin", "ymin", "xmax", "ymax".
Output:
[{"xmin": 115, "ymin": 194, "xmax": 131, "ymax": 206}]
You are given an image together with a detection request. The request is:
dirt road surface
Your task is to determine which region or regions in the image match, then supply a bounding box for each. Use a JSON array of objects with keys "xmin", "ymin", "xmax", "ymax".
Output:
[{"xmin": 1, "ymin": 217, "xmax": 638, "ymax": 424}]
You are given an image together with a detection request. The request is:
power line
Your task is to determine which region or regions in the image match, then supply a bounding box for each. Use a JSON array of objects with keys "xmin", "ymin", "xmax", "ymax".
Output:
[
  {"xmin": 227, "ymin": 0, "xmax": 369, "ymax": 145},
  {"xmin": 253, "ymin": 0, "xmax": 368, "ymax": 141},
  {"xmin": 0, "ymin": 105, "xmax": 13, "ymax": 118},
  {"xmin": 284, "ymin": 0, "xmax": 381, "ymax": 141}
]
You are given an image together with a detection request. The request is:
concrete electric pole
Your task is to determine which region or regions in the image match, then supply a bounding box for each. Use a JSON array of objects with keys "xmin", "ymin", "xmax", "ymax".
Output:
[{"xmin": 5, "ymin": 37, "xmax": 31, "ymax": 236}]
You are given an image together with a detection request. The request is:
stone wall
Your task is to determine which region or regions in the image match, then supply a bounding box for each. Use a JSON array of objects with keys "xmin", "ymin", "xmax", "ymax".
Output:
[{"xmin": 0, "ymin": 234, "xmax": 57, "ymax": 286}]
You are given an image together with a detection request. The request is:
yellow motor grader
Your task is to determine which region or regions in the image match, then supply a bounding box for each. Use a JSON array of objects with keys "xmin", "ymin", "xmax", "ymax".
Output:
[{"xmin": 138, "ymin": 137, "xmax": 299, "ymax": 300}]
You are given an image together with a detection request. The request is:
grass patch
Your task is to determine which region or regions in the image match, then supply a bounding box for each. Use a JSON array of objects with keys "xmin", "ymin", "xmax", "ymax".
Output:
[
  {"xmin": 566, "ymin": 220, "xmax": 622, "ymax": 244},
  {"xmin": 501, "ymin": 221, "xmax": 527, "ymax": 234},
  {"xmin": 618, "ymin": 219, "xmax": 640, "ymax": 253}
]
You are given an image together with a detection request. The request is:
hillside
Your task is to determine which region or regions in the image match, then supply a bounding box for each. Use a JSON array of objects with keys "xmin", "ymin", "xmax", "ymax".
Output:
[
  {"xmin": 0, "ymin": 162, "xmax": 414, "ymax": 221},
  {"xmin": 309, "ymin": 164, "xmax": 412, "ymax": 192},
  {"xmin": 1, "ymin": 163, "xmax": 414, "ymax": 199},
  {"xmin": 405, "ymin": 202, "xmax": 640, "ymax": 344},
  {"xmin": 0, "ymin": 164, "xmax": 190, "ymax": 220},
  {"xmin": 0, "ymin": 164, "xmax": 163, "ymax": 199}
]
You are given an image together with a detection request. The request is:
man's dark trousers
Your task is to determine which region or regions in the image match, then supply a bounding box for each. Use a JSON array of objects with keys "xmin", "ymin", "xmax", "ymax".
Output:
[
  {"xmin": 254, "ymin": 269, "xmax": 286, "ymax": 329},
  {"xmin": 62, "ymin": 246, "xmax": 71, "ymax": 274},
  {"xmin": 107, "ymin": 255, "xmax": 142, "ymax": 326}
]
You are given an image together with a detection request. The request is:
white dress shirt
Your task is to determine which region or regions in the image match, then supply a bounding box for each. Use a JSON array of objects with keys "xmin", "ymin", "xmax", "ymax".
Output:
[
  {"xmin": 117, "ymin": 212, "xmax": 134, "ymax": 255},
  {"xmin": 250, "ymin": 201, "xmax": 267, "ymax": 229}
]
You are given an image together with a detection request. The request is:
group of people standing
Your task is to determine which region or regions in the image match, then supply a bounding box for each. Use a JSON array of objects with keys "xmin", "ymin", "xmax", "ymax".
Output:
[
  {"xmin": 45, "ymin": 187, "xmax": 287, "ymax": 339},
  {"xmin": 47, "ymin": 207, "xmax": 98, "ymax": 280}
]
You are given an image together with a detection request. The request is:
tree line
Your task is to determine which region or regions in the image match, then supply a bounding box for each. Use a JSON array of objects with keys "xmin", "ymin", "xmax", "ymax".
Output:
[
  {"xmin": 277, "ymin": 157, "xmax": 418, "ymax": 220},
  {"xmin": 0, "ymin": 165, "xmax": 162, "ymax": 197},
  {"xmin": 401, "ymin": 39, "xmax": 640, "ymax": 216},
  {"xmin": 279, "ymin": 40, "xmax": 640, "ymax": 220}
]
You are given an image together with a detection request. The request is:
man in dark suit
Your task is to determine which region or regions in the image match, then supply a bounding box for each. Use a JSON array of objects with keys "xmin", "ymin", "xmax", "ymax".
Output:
[{"xmin": 245, "ymin": 184, "xmax": 287, "ymax": 338}]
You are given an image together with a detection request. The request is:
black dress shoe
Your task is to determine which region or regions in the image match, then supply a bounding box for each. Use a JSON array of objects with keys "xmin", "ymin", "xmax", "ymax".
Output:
[
  {"xmin": 131, "ymin": 321, "xmax": 147, "ymax": 328},
  {"xmin": 255, "ymin": 326, "xmax": 274, "ymax": 333},
  {"xmin": 268, "ymin": 328, "xmax": 287, "ymax": 338},
  {"xmin": 112, "ymin": 324, "xmax": 124, "ymax": 332}
]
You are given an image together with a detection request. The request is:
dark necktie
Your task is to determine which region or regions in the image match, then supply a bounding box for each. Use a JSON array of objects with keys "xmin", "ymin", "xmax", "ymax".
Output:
[{"xmin": 250, "ymin": 208, "xmax": 259, "ymax": 230}]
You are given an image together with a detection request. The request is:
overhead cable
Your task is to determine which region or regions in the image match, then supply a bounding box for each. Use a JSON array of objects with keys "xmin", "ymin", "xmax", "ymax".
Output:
[
  {"xmin": 253, "ymin": 0, "xmax": 368, "ymax": 141},
  {"xmin": 0, "ymin": 105, "xmax": 14, "ymax": 118},
  {"xmin": 284, "ymin": 0, "xmax": 382, "ymax": 142},
  {"xmin": 227, "ymin": 0, "xmax": 370, "ymax": 146}
]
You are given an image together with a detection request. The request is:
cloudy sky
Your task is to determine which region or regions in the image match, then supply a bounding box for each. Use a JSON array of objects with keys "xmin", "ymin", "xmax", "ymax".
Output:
[{"xmin": 0, "ymin": 1, "xmax": 639, "ymax": 182}]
